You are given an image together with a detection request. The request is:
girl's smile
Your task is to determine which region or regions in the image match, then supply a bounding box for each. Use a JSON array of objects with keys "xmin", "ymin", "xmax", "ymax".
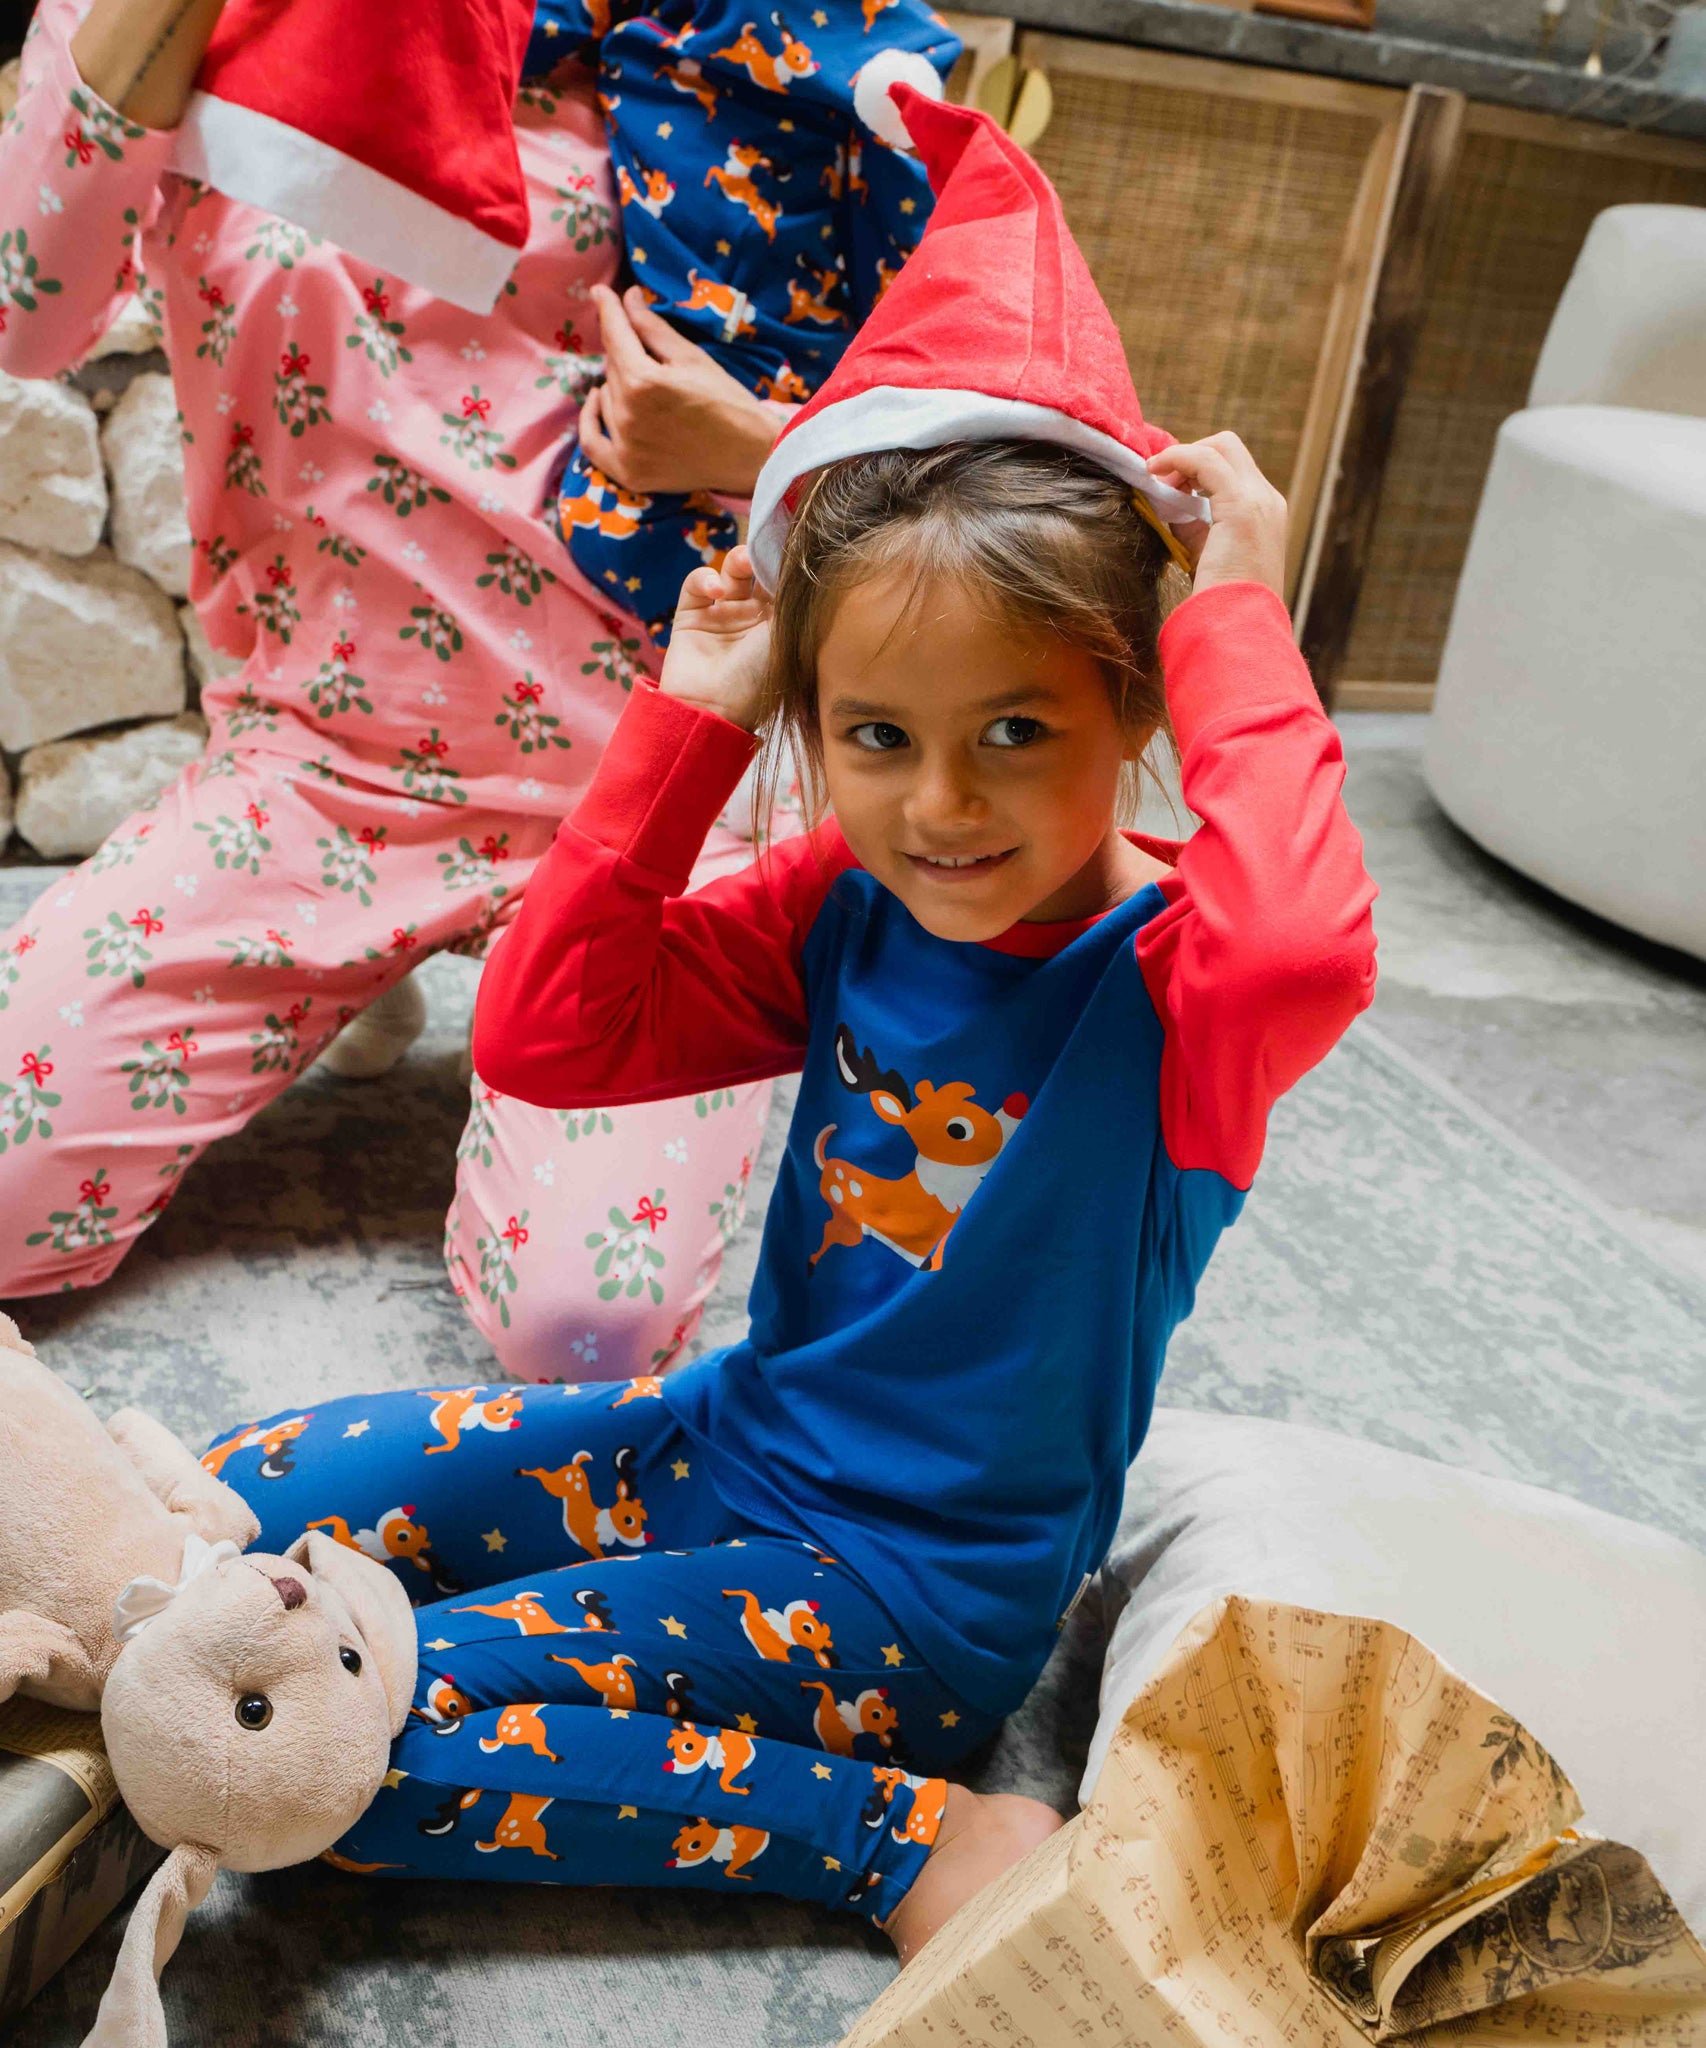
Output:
[{"xmin": 815, "ymin": 568, "xmax": 1171, "ymax": 943}]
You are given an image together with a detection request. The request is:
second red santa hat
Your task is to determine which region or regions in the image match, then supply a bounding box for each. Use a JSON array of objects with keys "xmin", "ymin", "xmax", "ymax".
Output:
[
  {"xmin": 167, "ymin": 0, "xmax": 536, "ymax": 315},
  {"xmin": 748, "ymin": 83, "xmax": 1208, "ymax": 588}
]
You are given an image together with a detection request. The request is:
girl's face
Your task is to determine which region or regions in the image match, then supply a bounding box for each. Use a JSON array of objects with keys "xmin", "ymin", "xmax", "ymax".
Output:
[{"xmin": 815, "ymin": 567, "xmax": 1154, "ymax": 944}]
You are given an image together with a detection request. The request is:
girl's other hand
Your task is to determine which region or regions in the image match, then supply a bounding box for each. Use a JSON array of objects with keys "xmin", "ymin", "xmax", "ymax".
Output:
[
  {"xmin": 659, "ymin": 544, "xmax": 772, "ymax": 733},
  {"xmin": 580, "ymin": 286, "xmax": 795, "ymax": 497},
  {"xmin": 1146, "ymin": 432, "xmax": 1287, "ymax": 601}
]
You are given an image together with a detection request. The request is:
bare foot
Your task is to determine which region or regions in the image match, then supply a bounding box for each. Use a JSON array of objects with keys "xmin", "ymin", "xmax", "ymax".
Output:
[{"xmin": 885, "ymin": 1785, "xmax": 1065, "ymax": 1966}]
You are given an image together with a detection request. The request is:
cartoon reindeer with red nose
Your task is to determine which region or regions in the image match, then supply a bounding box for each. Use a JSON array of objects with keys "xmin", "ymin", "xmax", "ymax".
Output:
[{"xmin": 813, "ymin": 1026, "xmax": 1027, "ymax": 1273}]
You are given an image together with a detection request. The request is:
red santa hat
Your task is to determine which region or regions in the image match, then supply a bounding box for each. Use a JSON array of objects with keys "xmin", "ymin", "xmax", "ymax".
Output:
[
  {"xmin": 167, "ymin": 0, "xmax": 536, "ymax": 315},
  {"xmin": 748, "ymin": 83, "xmax": 1209, "ymax": 589}
]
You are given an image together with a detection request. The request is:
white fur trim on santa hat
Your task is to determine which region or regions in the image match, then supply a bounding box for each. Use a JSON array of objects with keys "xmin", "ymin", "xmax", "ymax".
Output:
[
  {"xmin": 168, "ymin": 93, "xmax": 520, "ymax": 316},
  {"xmin": 852, "ymin": 51, "xmax": 945, "ymax": 151},
  {"xmin": 748, "ymin": 384, "xmax": 1212, "ymax": 589}
]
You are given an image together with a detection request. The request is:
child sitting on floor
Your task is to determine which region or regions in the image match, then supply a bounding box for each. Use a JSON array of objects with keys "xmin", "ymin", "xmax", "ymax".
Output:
[{"xmin": 215, "ymin": 87, "xmax": 1375, "ymax": 1959}]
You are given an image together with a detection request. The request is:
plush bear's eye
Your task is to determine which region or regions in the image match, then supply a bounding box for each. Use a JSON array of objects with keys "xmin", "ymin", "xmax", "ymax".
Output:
[
  {"xmin": 235, "ymin": 1693, "xmax": 273, "ymax": 1730},
  {"xmin": 340, "ymin": 1646, "xmax": 362, "ymax": 1676}
]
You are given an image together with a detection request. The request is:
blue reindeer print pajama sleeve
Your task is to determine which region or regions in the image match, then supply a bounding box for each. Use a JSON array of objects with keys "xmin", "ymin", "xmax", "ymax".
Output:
[
  {"xmin": 211, "ymin": 1381, "xmax": 993, "ymax": 1924},
  {"xmin": 526, "ymin": 0, "xmax": 959, "ymax": 639}
]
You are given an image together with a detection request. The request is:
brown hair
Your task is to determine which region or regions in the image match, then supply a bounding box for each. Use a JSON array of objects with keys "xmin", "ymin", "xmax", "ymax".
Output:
[{"xmin": 757, "ymin": 439, "xmax": 1185, "ymax": 826}]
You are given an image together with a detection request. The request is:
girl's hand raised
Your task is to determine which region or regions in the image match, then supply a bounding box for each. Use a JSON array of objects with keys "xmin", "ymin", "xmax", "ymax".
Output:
[
  {"xmin": 1147, "ymin": 432, "xmax": 1288, "ymax": 601},
  {"xmin": 659, "ymin": 544, "xmax": 771, "ymax": 734}
]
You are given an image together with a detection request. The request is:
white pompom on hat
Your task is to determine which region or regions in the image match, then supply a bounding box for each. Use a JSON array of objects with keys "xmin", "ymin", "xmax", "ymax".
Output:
[{"xmin": 852, "ymin": 47, "xmax": 947, "ymax": 149}]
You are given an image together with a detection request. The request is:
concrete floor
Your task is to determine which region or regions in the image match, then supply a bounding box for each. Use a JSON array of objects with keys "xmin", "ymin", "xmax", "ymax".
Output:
[{"xmin": 1336, "ymin": 712, "xmax": 1706, "ymax": 1292}]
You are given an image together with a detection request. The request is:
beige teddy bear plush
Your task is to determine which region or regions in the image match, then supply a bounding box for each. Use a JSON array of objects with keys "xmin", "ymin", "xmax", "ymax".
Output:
[{"xmin": 0, "ymin": 1311, "xmax": 417, "ymax": 2047}]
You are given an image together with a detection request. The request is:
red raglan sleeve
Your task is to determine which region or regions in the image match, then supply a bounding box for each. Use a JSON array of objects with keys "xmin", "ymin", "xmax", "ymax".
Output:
[
  {"xmin": 1135, "ymin": 580, "xmax": 1378, "ymax": 1189},
  {"xmin": 472, "ymin": 683, "xmax": 852, "ymax": 1108}
]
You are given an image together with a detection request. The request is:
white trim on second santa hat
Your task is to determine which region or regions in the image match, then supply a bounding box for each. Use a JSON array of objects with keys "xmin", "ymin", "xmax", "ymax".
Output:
[
  {"xmin": 748, "ymin": 384, "xmax": 1212, "ymax": 589},
  {"xmin": 168, "ymin": 92, "xmax": 522, "ymax": 317}
]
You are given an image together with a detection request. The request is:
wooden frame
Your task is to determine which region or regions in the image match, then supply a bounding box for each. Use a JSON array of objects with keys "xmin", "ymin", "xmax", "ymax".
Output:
[{"xmin": 1293, "ymin": 85, "xmax": 1467, "ymax": 703}]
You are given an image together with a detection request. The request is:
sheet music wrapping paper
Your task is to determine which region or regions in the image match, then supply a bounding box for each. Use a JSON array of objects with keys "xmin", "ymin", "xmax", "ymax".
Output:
[{"xmin": 841, "ymin": 1596, "xmax": 1706, "ymax": 2047}]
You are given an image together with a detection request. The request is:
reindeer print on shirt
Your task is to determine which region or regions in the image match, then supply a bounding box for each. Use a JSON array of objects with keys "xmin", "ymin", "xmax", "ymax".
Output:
[{"xmin": 812, "ymin": 1025, "xmax": 1027, "ymax": 1273}]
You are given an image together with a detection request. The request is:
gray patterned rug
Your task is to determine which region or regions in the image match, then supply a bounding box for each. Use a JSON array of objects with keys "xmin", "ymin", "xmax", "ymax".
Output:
[{"xmin": 5, "ymin": 872, "xmax": 1704, "ymax": 2048}]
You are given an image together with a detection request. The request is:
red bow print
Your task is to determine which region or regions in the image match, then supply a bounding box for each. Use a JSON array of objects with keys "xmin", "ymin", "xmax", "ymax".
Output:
[
  {"xmin": 164, "ymin": 1028, "xmax": 198, "ymax": 1061},
  {"xmin": 357, "ymin": 825, "xmax": 388, "ymax": 855},
  {"xmin": 79, "ymin": 1176, "xmax": 112, "ymax": 1205},
  {"xmin": 284, "ymin": 1002, "xmax": 307, "ymax": 1029},
  {"xmin": 390, "ymin": 928, "xmax": 418, "ymax": 952},
  {"xmin": 417, "ymin": 734, "xmax": 449, "ymax": 759},
  {"xmin": 460, "ymin": 393, "xmax": 492, "ymax": 421},
  {"xmin": 266, "ymin": 562, "xmax": 291, "ymax": 588},
  {"xmin": 333, "ymin": 638, "xmax": 355, "ymax": 661},
  {"xmin": 502, "ymin": 1215, "xmax": 530, "ymax": 1251},
  {"xmin": 632, "ymin": 1196, "xmax": 668, "ymax": 1233},
  {"xmin": 477, "ymin": 835, "xmax": 510, "ymax": 864},
  {"xmin": 363, "ymin": 283, "xmax": 390, "ymax": 317},
  {"xmin": 553, "ymin": 324, "xmax": 582, "ymax": 353},
  {"xmin": 130, "ymin": 907, "xmax": 164, "ymax": 938},
  {"xmin": 230, "ymin": 422, "xmax": 254, "ymax": 447},
  {"xmin": 280, "ymin": 347, "xmax": 311, "ymax": 376},
  {"xmin": 13, "ymin": 932, "xmax": 35, "ymax": 956},
  {"xmin": 264, "ymin": 928, "xmax": 289, "ymax": 948},
  {"xmin": 19, "ymin": 1052, "xmax": 53, "ymax": 1085},
  {"xmin": 245, "ymin": 802, "xmax": 269, "ymax": 831},
  {"xmin": 64, "ymin": 127, "xmax": 95, "ymax": 164},
  {"xmin": 198, "ymin": 281, "xmax": 226, "ymax": 308}
]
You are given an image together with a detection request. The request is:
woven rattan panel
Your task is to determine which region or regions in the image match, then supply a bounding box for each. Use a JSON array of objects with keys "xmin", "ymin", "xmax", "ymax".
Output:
[
  {"xmin": 1029, "ymin": 66, "xmax": 1381, "ymax": 491},
  {"xmin": 1344, "ymin": 129, "xmax": 1706, "ymax": 687}
]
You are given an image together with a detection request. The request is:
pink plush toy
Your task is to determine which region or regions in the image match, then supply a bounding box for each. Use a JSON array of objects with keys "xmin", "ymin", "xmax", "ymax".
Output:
[{"xmin": 0, "ymin": 1311, "xmax": 417, "ymax": 2047}]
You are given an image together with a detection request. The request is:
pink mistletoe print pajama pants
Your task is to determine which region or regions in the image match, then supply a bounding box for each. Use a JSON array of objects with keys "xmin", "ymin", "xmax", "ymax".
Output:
[{"xmin": 0, "ymin": 0, "xmax": 771, "ymax": 1379}]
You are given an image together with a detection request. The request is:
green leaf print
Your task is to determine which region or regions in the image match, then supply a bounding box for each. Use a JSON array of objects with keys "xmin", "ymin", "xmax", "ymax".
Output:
[
  {"xmin": 223, "ymin": 422, "xmax": 266, "ymax": 497},
  {"xmin": 317, "ymin": 826, "xmax": 380, "ymax": 905},
  {"xmin": 273, "ymin": 342, "xmax": 332, "ymax": 436},
  {"xmin": 64, "ymin": 89, "xmax": 146, "ymax": 166},
  {"xmin": 494, "ymin": 674, "xmax": 572, "ymax": 755},
  {"xmin": 244, "ymin": 216, "xmax": 319, "ymax": 268},
  {"xmin": 367, "ymin": 454, "xmax": 449, "ymax": 517},
  {"xmin": 85, "ymin": 907, "xmax": 163, "ymax": 988},
  {"xmin": 219, "ymin": 928, "xmax": 295, "ymax": 971},
  {"xmin": 121, "ymin": 1028, "xmax": 197, "ymax": 1115},
  {"xmin": 25, "ymin": 1165, "xmax": 119, "ymax": 1255},
  {"xmin": 586, "ymin": 1192, "xmax": 669, "ymax": 1306},
  {"xmin": 0, "ymin": 1049, "xmax": 62, "ymax": 1154},
  {"xmin": 304, "ymin": 639, "xmax": 373, "ymax": 719},
  {"xmin": 241, "ymin": 557, "xmax": 301, "ymax": 644},
  {"xmin": 476, "ymin": 544, "xmax": 557, "ymax": 607},
  {"xmin": 194, "ymin": 277, "xmax": 237, "ymax": 364},
  {"xmin": 394, "ymin": 729, "xmax": 467, "ymax": 804},
  {"xmin": 439, "ymin": 388, "xmax": 517, "ymax": 474},
  {"xmin": 193, "ymin": 803, "xmax": 272, "ymax": 877},
  {"xmin": 398, "ymin": 606, "xmax": 464, "ymax": 664},
  {"xmin": 346, "ymin": 278, "xmax": 413, "ymax": 377},
  {"xmin": 581, "ymin": 623, "xmax": 646, "ymax": 693},
  {"xmin": 0, "ymin": 228, "xmax": 65, "ymax": 322},
  {"xmin": 556, "ymin": 1109, "xmax": 615, "ymax": 1144},
  {"xmin": 551, "ymin": 174, "xmax": 615, "ymax": 253}
]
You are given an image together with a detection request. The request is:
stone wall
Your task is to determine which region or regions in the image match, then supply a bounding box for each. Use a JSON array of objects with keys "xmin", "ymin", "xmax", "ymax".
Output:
[{"xmin": 0, "ymin": 55, "xmax": 235, "ymax": 864}]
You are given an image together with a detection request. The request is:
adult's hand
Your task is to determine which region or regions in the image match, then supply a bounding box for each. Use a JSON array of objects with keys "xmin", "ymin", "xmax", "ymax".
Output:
[{"xmin": 580, "ymin": 284, "xmax": 796, "ymax": 498}]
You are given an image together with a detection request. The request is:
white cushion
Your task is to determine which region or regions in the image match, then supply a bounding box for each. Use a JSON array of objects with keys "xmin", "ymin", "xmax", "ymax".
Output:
[
  {"xmin": 1423, "ymin": 404, "xmax": 1706, "ymax": 959},
  {"xmin": 1528, "ymin": 205, "xmax": 1706, "ymax": 418},
  {"xmin": 1090, "ymin": 1408, "xmax": 1706, "ymax": 1929}
]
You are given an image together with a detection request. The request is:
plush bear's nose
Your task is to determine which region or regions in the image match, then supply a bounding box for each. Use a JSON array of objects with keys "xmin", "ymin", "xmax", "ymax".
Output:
[{"xmin": 270, "ymin": 1575, "xmax": 307, "ymax": 1610}]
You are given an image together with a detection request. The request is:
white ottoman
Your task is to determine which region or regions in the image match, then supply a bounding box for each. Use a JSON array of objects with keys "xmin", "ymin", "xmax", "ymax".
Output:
[{"xmin": 1423, "ymin": 403, "xmax": 1706, "ymax": 958}]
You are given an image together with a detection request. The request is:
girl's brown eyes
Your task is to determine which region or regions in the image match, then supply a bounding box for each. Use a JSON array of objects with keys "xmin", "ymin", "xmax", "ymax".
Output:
[{"xmin": 848, "ymin": 722, "xmax": 909, "ymax": 752}]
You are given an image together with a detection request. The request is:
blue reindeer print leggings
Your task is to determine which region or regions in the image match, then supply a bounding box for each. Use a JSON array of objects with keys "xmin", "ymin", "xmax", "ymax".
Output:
[{"xmin": 212, "ymin": 1379, "xmax": 997, "ymax": 1927}]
